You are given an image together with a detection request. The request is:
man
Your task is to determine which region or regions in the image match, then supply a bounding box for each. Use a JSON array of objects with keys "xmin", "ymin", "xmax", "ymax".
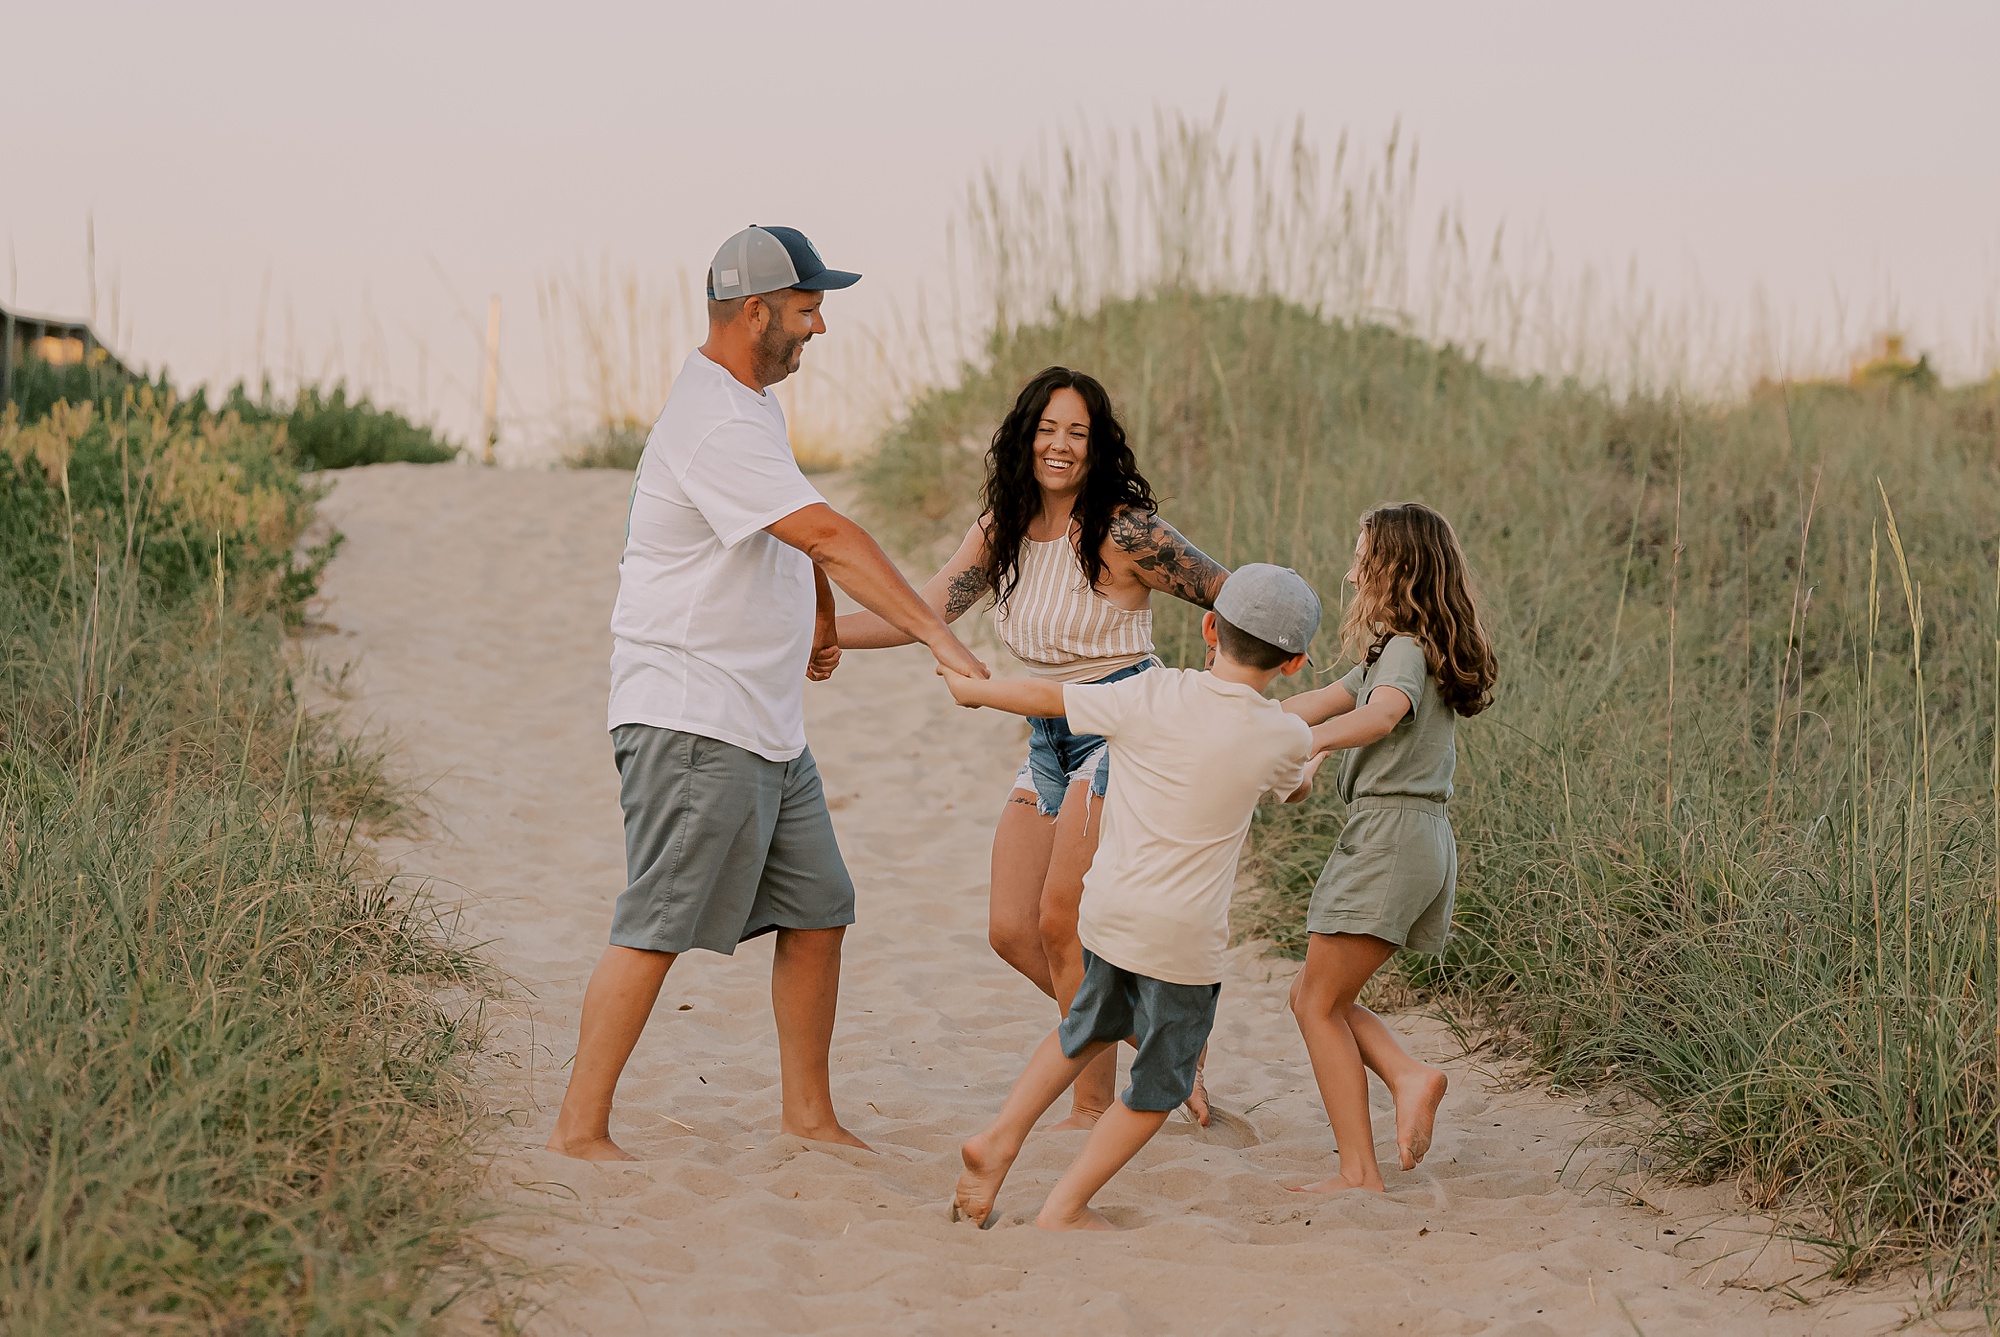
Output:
[{"xmin": 545, "ymin": 225, "xmax": 988, "ymax": 1160}]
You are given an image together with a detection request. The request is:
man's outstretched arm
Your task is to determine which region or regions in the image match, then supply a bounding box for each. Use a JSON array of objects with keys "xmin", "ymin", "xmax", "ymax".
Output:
[{"xmin": 767, "ymin": 504, "xmax": 989, "ymax": 679}]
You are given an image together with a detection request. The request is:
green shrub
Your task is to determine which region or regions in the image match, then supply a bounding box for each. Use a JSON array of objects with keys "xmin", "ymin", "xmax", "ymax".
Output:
[
  {"xmin": 218, "ymin": 381, "xmax": 460, "ymax": 470},
  {"xmin": 4, "ymin": 354, "xmax": 142, "ymax": 424},
  {"xmin": 564, "ymin": 420, "xmax": 648, "ymax": 471}
]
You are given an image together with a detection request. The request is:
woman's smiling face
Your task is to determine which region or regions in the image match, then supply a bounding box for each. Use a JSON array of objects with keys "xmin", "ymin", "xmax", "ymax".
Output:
[{"xmin": 1033, "ymin": 387, "xmax": 1091, "ymax": 500}]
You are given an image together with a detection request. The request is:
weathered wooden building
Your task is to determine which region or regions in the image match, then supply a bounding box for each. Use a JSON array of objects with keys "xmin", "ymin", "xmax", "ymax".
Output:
[{"xmin": 1, "ymin": 301, "xmax": 132, "ymax": 403}]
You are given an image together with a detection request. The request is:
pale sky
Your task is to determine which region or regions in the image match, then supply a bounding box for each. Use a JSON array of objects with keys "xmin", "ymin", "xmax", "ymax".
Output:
[{"xmin": 10, "ymin": 0, "xmax": 1997, "ymax": 458}]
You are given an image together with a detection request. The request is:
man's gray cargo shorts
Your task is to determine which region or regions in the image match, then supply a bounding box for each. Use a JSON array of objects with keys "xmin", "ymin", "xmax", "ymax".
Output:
[{"xmin": 607, "ymin": 724, "xmax": 855, "ymax": 955}]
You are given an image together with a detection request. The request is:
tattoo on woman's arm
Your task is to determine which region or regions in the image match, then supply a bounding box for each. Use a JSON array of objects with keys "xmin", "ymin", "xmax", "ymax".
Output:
[
  {"xmin": 1110, "ymin": 511, "xmax": 1229, "ymax": 607},
  {"xmin": 943, "ymin": 567, "xmax": 993, "ymax": 619}
]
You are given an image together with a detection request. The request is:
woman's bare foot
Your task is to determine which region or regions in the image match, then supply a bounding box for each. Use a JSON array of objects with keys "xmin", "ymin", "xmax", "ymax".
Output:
[
  {"xmin": 544, "ymin": 1131, "xmax": 639, "ymax": 1162},
  {"xmin": 782, "ymin": 1115, "xmax": 873, "ymax": 1151},
  {"xmin": 1390, "ymin": 1065, "xmax": 1448, "ymax": 1170},
  {"xmin": 1035, "ymin": 1203, "xmax": 1117, "ymax": 1231},
  {"xmin": 951, "ymin": 1130, "xmax": 1018, "ymax": 1227},
  {"xmin": 1287, "ymin": 1173, "xmax": 1386, "ymax": 1194},
  {"xmin": 1046, "ymin": 1103, "xmax": 1105, "ymax": 1132}
]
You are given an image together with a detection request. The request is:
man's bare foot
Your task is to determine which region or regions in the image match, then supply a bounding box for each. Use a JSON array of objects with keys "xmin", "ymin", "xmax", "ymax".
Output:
[
  {"xmin": 951, "ymin": 1130, "xmax": 1017, "ymax": 1227},
  {"xmin": 1046, "ymin": 1104, "xmax": 1105, "ymax": 1132},
  {"xmin": 1182, "ymin": 1066, "xmax": 1211, "ymax": 1127},
  {"xmin": 1035, "ymin": 1203, "xmax": 1117, "ymax": 1231},
  {"xmin": 1287, "ymin": 1173, "xmax": 1386, "ymax": 1194},
  {"xmin": 782, "ymin": 1115, "xmax": 873, "ymax": 1151},
  {"xmin": 1391, "ymin": 1065, "xmax": 1448, "ymax": 1170},
  {"xmin": 544, "ymin": 1130, "xmax": 639, "ymax": 1162}
]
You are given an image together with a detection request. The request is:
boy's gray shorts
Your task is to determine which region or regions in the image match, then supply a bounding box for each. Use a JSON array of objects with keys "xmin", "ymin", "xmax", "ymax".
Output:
[
  {"xmin": 1306, "ymin": 796, "xmax": 1456, "ymax": 954},
  {"xmin": 607, "ymin": 724, "xmax": 855, "ymax": 956},
  {"xmin": 1058, "ymin": 949, "xmax": 1219, "ymax": 1112}
]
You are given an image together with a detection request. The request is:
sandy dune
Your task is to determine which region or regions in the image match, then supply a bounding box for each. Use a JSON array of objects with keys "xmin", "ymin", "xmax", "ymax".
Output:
[{"xmin": 314, "ymin": 464, "xmax": 1943, "ymax": 1336}]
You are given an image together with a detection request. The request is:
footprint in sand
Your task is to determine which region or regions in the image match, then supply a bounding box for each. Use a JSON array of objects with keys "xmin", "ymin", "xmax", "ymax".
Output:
[{"xmin": 1158, "ymin": 1107, "xmax": 1261, "ymax": 1150}]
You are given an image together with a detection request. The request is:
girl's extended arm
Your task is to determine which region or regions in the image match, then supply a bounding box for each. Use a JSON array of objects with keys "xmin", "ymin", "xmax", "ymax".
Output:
[
  {"xmin": 1109, "ymin": 509, "xmax": 1229, "ymax": 607},
  {"xmin": 938, "ymin": 667, "xmax": 1067, "ymax": 719},
  {"xmin": 1283, "ymin": 681, "xmax": 1357, "ymax": 727},
  {"xmin": 835, "ymin": 519, "xmax": 991, "ymax": 650},
  {"xmin": 1280, "ymin": 751, "xmax": 1329, "ymax": 804},
  {"xmin": 1308, "ymin": 686, "xmax": 1411, "ymax": 755}
]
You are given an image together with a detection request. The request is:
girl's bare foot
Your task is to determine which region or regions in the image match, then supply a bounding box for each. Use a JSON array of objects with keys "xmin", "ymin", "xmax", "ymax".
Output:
[
  {"xmin": 1287, "ymin": 1173, "xmax": 1386, "ymax": 1194},
  {"xmin": 951, "ymin": 1131, "xmax": 1017, "ymax": 1227},
  {"xmin": 782, "ymin": 1116, "xmax": 873, "ymax": 1151},
  {"xmin": 545, "ymin": 1131, "xmax": 639, "ymax": 1162},
  {"xmin": 1035, "ymin": 1203, "xmax": 1117, "ymax": 1231},
  {"xmin": 1391, "ymin": 1065, "xmax": 1448, "ymax": 1169}
]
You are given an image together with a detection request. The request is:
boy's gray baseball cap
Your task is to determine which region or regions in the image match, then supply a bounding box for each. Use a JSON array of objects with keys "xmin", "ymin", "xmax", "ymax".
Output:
[
  {"xmin": 707, "ymin": 225, "xmax": 861, "ymax": 300},
  {"xmin": 1213, "ymin": 563, "xmax": 1322, "ymax": 659}
]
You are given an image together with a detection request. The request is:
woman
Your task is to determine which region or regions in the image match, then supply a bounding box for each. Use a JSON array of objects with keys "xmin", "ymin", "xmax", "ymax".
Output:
[{"xmin": 837, "ymin": 366, "xmax": 1227, "ymax": 1126}]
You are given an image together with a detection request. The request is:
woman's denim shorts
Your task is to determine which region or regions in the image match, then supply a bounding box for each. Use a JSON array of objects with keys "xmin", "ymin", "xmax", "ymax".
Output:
[{"xmin": 1010, "ymin": 658, "xmax": 1157, "ymax": 816}]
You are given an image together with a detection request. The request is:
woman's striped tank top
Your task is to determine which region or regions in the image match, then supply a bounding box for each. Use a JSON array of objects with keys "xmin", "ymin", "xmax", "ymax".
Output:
[{"xmin": 991, "ymin": 533, "xmax": 1154, "ymax": 683}]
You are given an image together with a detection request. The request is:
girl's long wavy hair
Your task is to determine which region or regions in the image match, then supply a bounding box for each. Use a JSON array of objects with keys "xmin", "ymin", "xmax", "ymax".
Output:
[
  {"xmin": 981, "ymin": 366, "xmax": 1156, "ymax": 608},
  {"xmin": 1341, "ymin": 502, "xmax": 1498, "ymax": 718}
]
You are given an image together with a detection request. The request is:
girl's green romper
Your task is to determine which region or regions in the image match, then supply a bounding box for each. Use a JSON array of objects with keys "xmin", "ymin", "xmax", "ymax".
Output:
[{"xmin": 1305, "ymin": 634, "xmax": 1458, "ymax": 953}]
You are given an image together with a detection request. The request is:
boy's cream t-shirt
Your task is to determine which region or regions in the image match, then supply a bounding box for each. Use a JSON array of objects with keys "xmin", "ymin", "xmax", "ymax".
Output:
[{"xmin": 1063, "ymin": 668, "xmax": 1314, "ymax": 986}]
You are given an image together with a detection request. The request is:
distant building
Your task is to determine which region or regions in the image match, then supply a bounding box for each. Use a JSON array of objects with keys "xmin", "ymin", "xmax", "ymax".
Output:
[{"xmin": 1, "ymin": 302, "xmax": 133, "ymax": 404}]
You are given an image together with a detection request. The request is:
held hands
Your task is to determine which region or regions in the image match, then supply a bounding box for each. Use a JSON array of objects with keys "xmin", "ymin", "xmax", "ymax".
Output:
[
  {"xmin": 807, "ymin": 562, "xmax": 841, "ymax": 682},
  {"xmin": 806, "ymin": 642, "xmax": 842, "ymax": 681},
  {"xmin": 1284, "ymin": 751, "xmax": 1329, "ymax": 804},
  {"xmin": 927, "ymin": 629, "xmax": 991, "ymax": 682},
  {"xmin": 937, "ymin": 664, "xmax": 983, "ymax": 708}
]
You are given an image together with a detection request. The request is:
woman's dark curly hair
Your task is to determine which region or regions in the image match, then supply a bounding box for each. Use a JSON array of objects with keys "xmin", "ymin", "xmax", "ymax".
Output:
[
  {"xmin": 981, "ymin": 366, "xmax": 1156, "ymax": 608},
  {"xmin": 1342, "ymin": 502, "xmax": 1499, "ymax": 718}
]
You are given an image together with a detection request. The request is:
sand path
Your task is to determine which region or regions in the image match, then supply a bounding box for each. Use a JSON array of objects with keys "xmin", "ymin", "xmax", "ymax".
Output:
[{"xmin": 314, "ymin": 464, "xmax": 1938, "ymax": 1336}]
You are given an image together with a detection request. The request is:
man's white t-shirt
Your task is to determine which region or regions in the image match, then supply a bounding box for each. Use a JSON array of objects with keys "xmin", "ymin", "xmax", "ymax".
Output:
[
  {"xmin": 607, "ymin": 350, "xmax": 826, "ymax": 761},
  {"xmin": 1063, "ymin": 668, "xmax": 1314, "ymax": 986}
]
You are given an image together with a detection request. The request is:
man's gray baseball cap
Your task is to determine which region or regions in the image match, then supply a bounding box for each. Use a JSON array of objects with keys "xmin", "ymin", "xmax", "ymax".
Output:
[
  {"xmin": 1213, "ymin": 563, "xmax": 1322, "ymax": 659},
  {"xmin": 707, "ymin": 225, "xmax": 861, "ymax": 300}
]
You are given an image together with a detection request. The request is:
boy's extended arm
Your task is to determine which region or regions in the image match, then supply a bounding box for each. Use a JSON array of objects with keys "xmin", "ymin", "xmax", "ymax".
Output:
[
  {"xmin": 939, "ymin": 667, "xmax": 1067, "ymax": 718},
  {"xmin": 1307, "ymin": 686, "xmax": 1410, "ymax": 755},
  {"xmin": 1283, "ymin": 681, "xmax": 1357, "ymax": 727}
]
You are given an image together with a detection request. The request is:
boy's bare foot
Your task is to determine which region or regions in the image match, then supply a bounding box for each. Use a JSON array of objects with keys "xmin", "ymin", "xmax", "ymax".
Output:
[
  {"xmin": 1391, "ymin": 1065, "xmax": 1448, "ymax": 1169},
  {"xmin": 1182, "ymin": 1068, "xmax": 1211, "ymax": 1127},
  {"xmin": 950, "ymin": 1130, "xmax": 1017, "ymax": 1227},
  {"xmin": 1035, "ymin": 1203, "xmax": 1117, "ymax": 1231},
  {"xmin": 544, "ymin": 1131, "xmax": 639, "ymax": 1162},
  {"xmin": 1287, "ymin": 1173, "xmax": 1386, "ymax": 1194},
  {"xmin": 782, "ymin": 1115, "xmax": 873, "ymax": 1151},
  {"xmin": 1047, "ymin": 1104, "xmax": 1105, "ymax": 1132}
]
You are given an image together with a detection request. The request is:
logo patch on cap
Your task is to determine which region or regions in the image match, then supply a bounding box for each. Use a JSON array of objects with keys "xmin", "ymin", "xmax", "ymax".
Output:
[{"xmin": 719, "ymin": 268, "xmax": 739, "ymax": 287}]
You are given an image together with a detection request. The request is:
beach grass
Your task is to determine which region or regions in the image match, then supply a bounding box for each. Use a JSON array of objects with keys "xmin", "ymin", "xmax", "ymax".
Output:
[
  {"xmin": 1, "ymin": 390, "xmax": 500, "ymax": 1331},
  {"xmin": 858, "ymin": 116, "xmax": 2000, "ymax": 1306},
  {"xmin": 7, "ymin": 359, "xmax": 462, "ymax": 471}
]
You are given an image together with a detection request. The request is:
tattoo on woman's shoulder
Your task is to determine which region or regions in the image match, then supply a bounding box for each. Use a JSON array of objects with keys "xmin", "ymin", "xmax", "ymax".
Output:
[
  {"xmin": 943, "ymin": 567, "xmax": 993, "ymax": 618},
  {"xmin": 1109, "ymin": 510, "xmax": 1228, "ymax": 607}
]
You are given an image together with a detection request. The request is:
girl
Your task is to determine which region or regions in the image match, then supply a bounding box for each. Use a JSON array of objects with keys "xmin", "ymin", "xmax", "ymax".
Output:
[
  {"xmin": 1281, "ymin": 503, "xmax": 1497, "ymax": 1193},
  {"xmin": 835, "ymin": 366, "xmax": 1229, "ymax": 1127}
]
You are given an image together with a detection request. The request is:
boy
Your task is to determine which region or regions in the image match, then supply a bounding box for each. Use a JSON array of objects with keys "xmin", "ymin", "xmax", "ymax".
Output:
[{"xmin": 940, "ymin": 564, "xmax": 1323, "ymax": 1231}]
